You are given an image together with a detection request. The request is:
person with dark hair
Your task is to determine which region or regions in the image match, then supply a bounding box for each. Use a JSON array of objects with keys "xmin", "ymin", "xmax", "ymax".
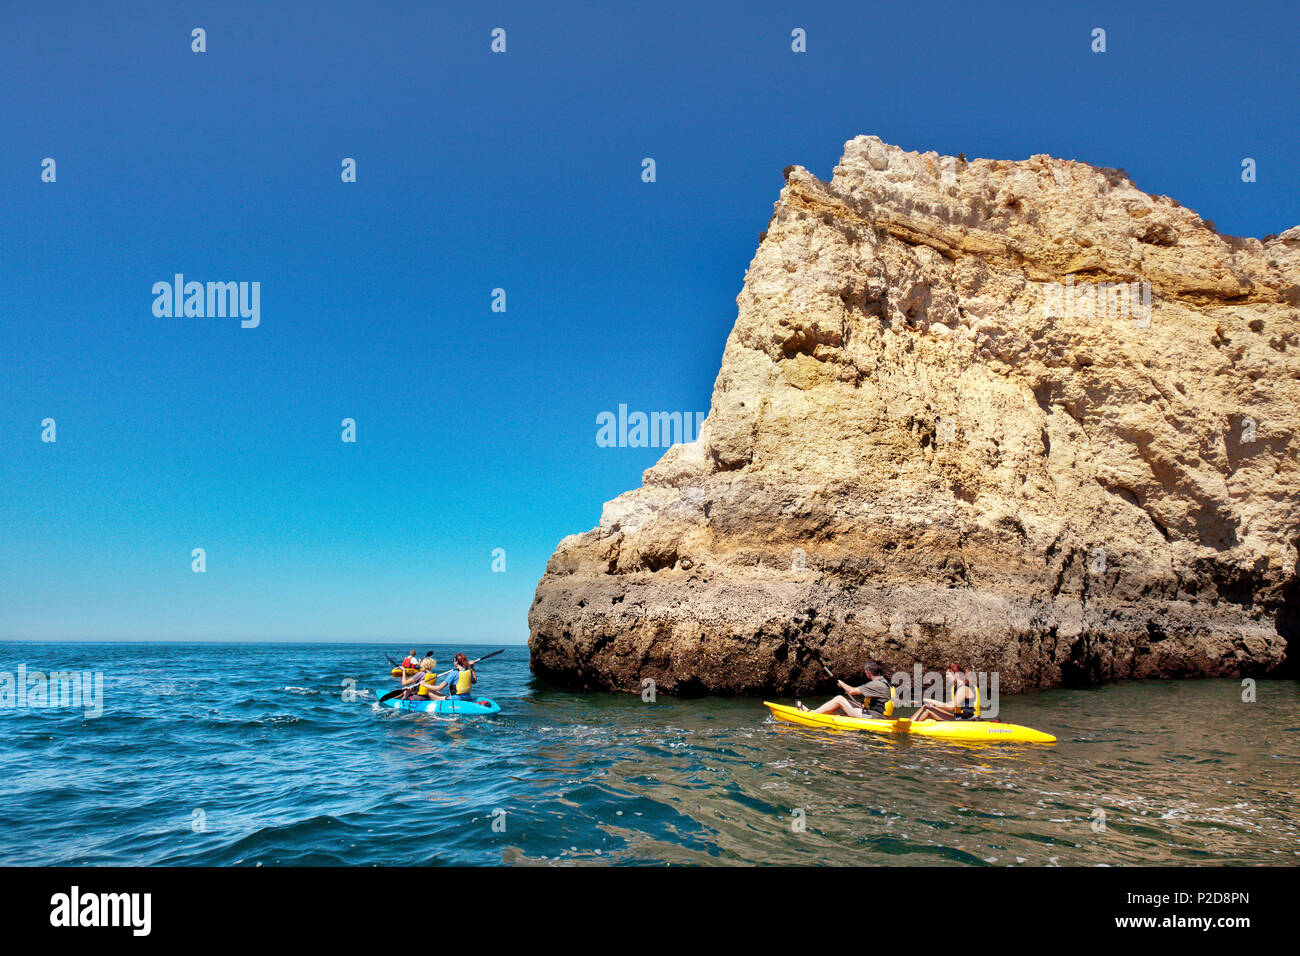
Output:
[
  {"xmin": 911, "ymin": 664, "xmax": 979, "ymax": 722},
  {"xmin": 796, "ymin": 660, "xmax": 896, "ymax": 718},
  {"xmin": 443, "ymin": 652, "xmax": 478, "ymax": 701}
]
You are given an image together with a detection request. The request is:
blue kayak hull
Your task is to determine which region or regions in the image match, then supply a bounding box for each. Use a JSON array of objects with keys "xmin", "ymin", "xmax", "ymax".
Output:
[{"xmin": 379, "ymin": 694, "xmax": 501, "ymax": 715}]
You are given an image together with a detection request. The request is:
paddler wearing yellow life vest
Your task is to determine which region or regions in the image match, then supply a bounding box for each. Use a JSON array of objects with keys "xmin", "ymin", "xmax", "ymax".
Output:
[
  {"xmin": 399, "ymin": 652, "xmax": 446, "ymax": 701},
  {"xmin": 442, "ymin": 652, "xmax": 478, "ymax": 701},
  {"xmin": 910, "ymin": 664, "xmax": 979, "ymax": 722}
]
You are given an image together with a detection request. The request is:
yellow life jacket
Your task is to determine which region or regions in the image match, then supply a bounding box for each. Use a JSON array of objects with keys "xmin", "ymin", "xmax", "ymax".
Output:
[
  {"xmin": 882, "ymin": 684, "xmax": 896, "ymax": 718},
  {"xmin": 452, "ymin": 667, "xmax": 473, "ymax": 695},
  {"xmin": 416, "ymin": 674, "xmax": 438, "ymax": 696}
]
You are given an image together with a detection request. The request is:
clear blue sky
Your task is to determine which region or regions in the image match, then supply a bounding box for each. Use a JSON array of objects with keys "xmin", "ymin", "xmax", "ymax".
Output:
[{"xmin": 2, "ymin": 0, "xmax": 1297, "ymax": 642}]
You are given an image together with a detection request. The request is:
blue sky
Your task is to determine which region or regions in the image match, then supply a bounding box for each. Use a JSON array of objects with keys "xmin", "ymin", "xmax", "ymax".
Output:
[{"xmin": 2, "ymin": 0, "xmax": 1297, "ymax": 642}]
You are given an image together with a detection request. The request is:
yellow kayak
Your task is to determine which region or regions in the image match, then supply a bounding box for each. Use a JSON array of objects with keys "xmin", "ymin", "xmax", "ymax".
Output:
[
  {"xmin": 764, "ymin": 701, "xmax": 1056, "ymax": 744},
  {"xmin": 390, "ymin": 667, "xmax": 419, "ymax": 678}
]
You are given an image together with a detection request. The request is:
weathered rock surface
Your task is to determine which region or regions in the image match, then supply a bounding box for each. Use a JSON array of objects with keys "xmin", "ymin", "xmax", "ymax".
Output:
[{"xmin": 530, "ymin": 136, "xmax": 1300, "ymax": 695}]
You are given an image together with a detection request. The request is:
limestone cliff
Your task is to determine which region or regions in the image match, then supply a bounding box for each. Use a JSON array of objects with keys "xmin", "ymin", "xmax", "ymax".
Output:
[{"xmin": 529, "ymin": 136, "xmax": 1300, "ymax": 695}]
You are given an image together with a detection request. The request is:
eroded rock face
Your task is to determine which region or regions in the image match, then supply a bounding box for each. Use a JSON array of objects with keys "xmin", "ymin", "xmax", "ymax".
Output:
[{"xmin": 529, "ymin": 136, "xmax": 1300, "ymax": 695}]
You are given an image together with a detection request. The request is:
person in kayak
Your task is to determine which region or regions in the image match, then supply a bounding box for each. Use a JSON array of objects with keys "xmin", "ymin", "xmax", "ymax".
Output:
[
  {"xmin": 794, "ymin": 660, "xmax": 896, "ymax": 718},
  {"xmin": 443, "ymin": 653, "xmax": 478, "ymax": 701},
  {"xmin": 400, "ymin": 649, "xmax": 419, "ymax": 671},
  {"xmin": 911, "ymin": 664, "xmax": 979, "ymax": 722},
  {"xmin": 399, "ymin": 652, "xmax": 446, "ymax": 701}
]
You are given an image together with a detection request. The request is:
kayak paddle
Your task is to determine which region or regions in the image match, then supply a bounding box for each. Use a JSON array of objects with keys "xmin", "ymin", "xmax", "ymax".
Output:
[
  {"xmin": 819, "ymin": 663, "xmax": 861, "ymax": 696},
  {"xmin": 434, "ymin": 648, "xmax": 505, "ymax": 682},
  {"xmin": 816, "ymin": 663, "xmax": 923, "ymax": 711},
  {"xmin": 379, "ymin": 679, "xmax": 423, "ymax": 704}
]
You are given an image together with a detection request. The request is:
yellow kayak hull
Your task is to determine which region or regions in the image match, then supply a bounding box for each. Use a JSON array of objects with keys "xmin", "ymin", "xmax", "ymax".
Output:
[
  {"xmin": 764, "ymin": 702, "xmax": 1056, "ymax": 744},
  {"xmin": 391, "ymin": 667, "xmax": 419, "ymax": 678}
]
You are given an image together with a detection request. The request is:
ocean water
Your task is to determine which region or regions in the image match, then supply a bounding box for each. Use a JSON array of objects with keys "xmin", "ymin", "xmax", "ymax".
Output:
[{"xmin": 0, "ymin": 642, "xmax": 1296, "ymax": 866}]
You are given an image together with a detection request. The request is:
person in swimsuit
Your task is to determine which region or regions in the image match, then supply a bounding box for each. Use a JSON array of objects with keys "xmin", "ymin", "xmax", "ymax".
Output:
[{"xmin": 911, "ymin": 664, "xmax": 978, "ymax": 722}]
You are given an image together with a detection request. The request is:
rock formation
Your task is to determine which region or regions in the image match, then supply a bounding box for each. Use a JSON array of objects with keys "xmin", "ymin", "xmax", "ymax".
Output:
[{"xmin": 529, "ymin": 135, "xmax": 1300, "ymax": 695}]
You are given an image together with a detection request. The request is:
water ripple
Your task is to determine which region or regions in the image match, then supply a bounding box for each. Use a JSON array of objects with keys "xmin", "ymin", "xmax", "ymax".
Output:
[{"xmin": 0, "ymin": 642, "xmax": 1296, "ymax": 865}]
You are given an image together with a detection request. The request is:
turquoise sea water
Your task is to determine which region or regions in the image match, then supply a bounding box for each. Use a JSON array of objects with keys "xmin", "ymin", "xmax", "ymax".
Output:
[{"xmin": 0, "ymin": 642, "xmax": 1296, "ymax": 866}]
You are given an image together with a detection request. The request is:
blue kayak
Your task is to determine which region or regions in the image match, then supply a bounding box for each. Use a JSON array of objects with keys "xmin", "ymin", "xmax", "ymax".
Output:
[{"xmin": 379, "ymin": 693, "xmax": 501, "ymax": 715}]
